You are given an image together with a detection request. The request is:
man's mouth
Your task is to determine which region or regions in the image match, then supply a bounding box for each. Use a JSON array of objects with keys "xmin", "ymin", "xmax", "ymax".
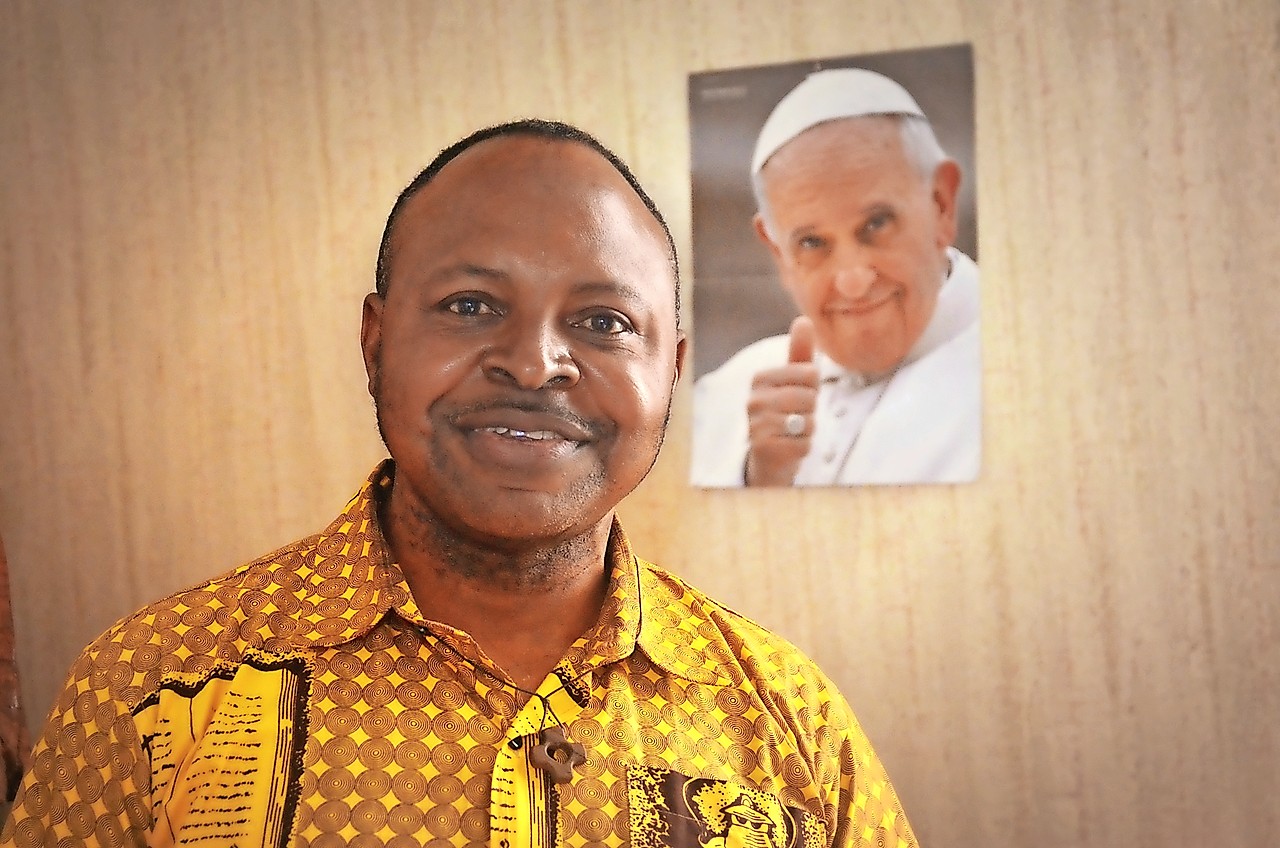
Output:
[
  {"xmin": 450, "ymin": 402, "xmax": 596, "ymax": 446},
  {"xmin": 480, "ymin": 426, "xmax": 564, "ymax": 442},
  {"xmin": 827, "ymin": 290, "xmax": 897, "ymax": 316},
  {"xmin": 454, "ymin": 410, "xmax": 592, "ymax": 470}
]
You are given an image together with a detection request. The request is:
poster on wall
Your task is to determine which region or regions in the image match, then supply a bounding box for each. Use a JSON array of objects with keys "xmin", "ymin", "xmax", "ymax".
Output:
[{"xmin": 687, "ymin": 44, "xmax": 980, "ymax": 489}]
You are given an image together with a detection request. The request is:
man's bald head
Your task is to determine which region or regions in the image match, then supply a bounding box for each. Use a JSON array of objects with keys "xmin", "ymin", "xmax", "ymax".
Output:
[{"xmin": 375, "ymin": 119, "xmax": 680, "ymax": 323}]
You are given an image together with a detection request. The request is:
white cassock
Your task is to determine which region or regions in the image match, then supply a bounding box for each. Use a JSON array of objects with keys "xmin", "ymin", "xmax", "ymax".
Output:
[{"xmin": 690, "ymin": 248, "xmax": 981, "ymax": 487}]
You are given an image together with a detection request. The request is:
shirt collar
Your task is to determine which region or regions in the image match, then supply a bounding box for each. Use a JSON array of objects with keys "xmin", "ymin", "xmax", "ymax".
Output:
[
  {"xmin": 272, "ymin": 461, "xmax": 733, "ymax": 685},
  {"xmin": 262, "ymin": 459, "xmax": 408, "ymax": 651},
  {"xmin": 563, "ymin": 522, "xmax": 734, "ymax": 687}
]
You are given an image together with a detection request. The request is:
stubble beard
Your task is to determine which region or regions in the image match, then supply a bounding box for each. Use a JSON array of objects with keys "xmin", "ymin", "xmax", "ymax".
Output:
[{"xmin": 369, "ymin": 362, "xmax": 674, "ymax": 592}]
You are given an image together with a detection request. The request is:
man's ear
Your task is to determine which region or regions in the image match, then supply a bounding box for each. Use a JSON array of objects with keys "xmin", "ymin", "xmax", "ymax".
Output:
[
  {"xmin": 752, "ymin": 213, "xmax": 783, "ymax": 260},
  {"xmin": 360, "ymin": 292, "xmax": 385, "ymax": 397},
  {"xmin": 673, "ymin": 332, "xmax": 689, "ymax": 384},
  {"xmin": 931, "ymin": 159, "xmax": 962, "ymax": 248}
]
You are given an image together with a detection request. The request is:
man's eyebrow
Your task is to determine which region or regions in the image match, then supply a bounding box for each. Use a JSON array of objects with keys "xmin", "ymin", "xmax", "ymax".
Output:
[
  {"xmin": 421, "ymin": 269, "xmax": 660, "ymax": 307},
  {"xmin": 570, "ymin": 279, "xmax": 651, "ymax": 305},
  {"xmin": 785, "ymin": 224, "xmax": 826, "ymax": 244},
  {"xmin": 788, "ymin": 202, "xmax": 898, "ymax": 236},
  {"xmin": 428, "ymin": 263, "xmax": 510, "ymax": 284},
  {"xmin": 858, "ymin": 201, "xmax": 899, "ymax": 220}
]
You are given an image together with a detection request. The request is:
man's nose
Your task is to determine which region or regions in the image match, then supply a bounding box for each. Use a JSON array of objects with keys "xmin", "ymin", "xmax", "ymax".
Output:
[
  {"xmin": 830, "ymin": 249, "xmax": 877, "ymax": 299},
  {"xmin": 482, "ymin": 318, "xmax": 580, "ymax": 389}
]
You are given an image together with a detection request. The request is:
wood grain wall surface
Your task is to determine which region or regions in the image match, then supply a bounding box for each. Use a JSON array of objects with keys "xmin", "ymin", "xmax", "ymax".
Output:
[{"xmin": 1, "ymin": 1, "xmax": 1276, "ymax": 845}]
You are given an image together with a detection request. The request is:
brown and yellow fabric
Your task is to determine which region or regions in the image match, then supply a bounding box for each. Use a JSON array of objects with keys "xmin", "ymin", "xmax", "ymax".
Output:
[{"xmin": 1, "ymin": 462, "xmax": 917, "ymax": 848}]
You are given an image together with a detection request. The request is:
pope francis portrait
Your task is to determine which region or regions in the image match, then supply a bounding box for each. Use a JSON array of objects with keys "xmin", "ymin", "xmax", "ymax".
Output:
[{"xmin": 691, "ymin": 67, "xmax": 981, "ymax": 487}]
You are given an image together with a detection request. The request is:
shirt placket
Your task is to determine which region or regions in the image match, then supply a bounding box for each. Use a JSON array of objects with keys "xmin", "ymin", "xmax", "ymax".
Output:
[
  {"xmin": 798, "ymin": 375, "xmax": 852, "ymax": 481},
  {"xmin": 488, "ymin": 675, "xmax": 589, "ymax": 848}
]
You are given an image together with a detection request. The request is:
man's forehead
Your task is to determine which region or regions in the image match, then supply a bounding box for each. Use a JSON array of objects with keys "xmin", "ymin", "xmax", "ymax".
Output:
[
  {"xmin": 395, "ymin": 136, "xmax": 649, "ymax": 238},
  {"xmin": 426, "ymin": 135, "xmax": 624, "ymax": 201},
  {"xmin": 387, "ymin": 136, "xmax": 674, "ymax": 289}
]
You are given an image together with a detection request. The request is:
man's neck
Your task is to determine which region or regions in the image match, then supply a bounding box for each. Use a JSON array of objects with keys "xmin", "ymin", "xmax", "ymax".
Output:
[{"xmin": 379, "ymin": 483, "xmax": 613, "ymax": 691}]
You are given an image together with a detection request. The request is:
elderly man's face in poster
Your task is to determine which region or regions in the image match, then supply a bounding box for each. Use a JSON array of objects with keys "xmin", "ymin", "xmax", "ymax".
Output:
[{"xmin": 753, "ymin": 116, "xmax": 961, "ymax": 376}]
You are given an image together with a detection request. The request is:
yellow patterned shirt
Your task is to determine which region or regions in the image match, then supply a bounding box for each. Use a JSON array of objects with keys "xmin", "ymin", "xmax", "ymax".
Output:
[{"xmin": 2, "ymin": 462, "xmax": 918, "ymax": 848}]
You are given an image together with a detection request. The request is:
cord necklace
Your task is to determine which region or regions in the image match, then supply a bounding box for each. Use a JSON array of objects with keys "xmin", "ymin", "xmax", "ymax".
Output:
[{"xmin": 412, "ymin": 552, "xmax": 643, "ymax": 784}]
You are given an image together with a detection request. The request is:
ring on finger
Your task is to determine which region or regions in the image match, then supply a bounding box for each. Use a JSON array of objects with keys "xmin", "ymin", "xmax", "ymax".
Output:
[{"xmin": 784, "ymin": 413, "xmax": 806, "ymax": 437}]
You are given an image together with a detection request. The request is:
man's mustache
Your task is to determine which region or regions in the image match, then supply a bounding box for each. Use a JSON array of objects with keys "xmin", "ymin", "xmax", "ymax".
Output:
[{"xmin": 443, "ymin": 396, "xmax": 605, "ymax": 440}]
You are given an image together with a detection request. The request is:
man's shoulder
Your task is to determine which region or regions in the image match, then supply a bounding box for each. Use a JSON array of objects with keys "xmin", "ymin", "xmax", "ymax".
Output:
[
  {"xmin": 77, "ymin": 465, "xmax": 392, "ymax": 706},
  {"xmin": 128, "ymin": 529, "xmax": 320, "ymax": 623},
  {"xmin": 69, "ymin": 531, "xmax": 328, "ymax": 711},
  {"xmin": 640, "ymin": 562, "xmax": 848, "ymax": 710},
  {"xmin": 644, "ymin": 563, "xmax": 798, "ymax": 651}
]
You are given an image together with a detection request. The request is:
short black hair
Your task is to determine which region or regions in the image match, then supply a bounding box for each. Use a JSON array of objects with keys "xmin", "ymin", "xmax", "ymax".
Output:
[{"xmin": 374, "ymin": 119, "xmax": 680, "ymax": 320}]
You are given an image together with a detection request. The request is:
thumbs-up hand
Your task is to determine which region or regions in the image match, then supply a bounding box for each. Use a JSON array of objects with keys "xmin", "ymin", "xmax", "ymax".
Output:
[{"xmin": 744, "ymin": 316, "xmax": 820, "ymax": 486}]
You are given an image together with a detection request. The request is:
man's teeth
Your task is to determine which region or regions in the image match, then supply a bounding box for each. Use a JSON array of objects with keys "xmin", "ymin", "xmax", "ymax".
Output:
[{"xmin": 483, "ymin": 426, "xmax": 558, "ymax": 441}]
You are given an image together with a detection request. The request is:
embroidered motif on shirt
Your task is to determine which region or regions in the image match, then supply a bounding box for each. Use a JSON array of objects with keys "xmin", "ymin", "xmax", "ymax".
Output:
[
  {"xmin": 627, "ymin": 764, "xmax": 824, "ymax": 848},
  {"xmin": 134, "ymin": 654, "xmax": 310, "ymax": 848}
]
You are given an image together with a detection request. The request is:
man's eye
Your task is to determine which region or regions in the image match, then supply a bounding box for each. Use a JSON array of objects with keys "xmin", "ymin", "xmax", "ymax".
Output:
[
  {"xmin": 796, "ymin": 235, "xmax": 826, "ymax": 252},
  {"xmin": 445, "ymin": 296, "xmax": 494, "ymax": 316},
  {"xmin": 577, "ymin": 312, "xmax": 633, "ymax": 335},
  {"xmin": 859, "ymin": 211, "xmax": 894, "ymax": 240}
]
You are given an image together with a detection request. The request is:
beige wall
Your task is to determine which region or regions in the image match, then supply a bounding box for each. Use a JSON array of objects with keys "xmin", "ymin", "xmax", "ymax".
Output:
[{"xmin": 1, "ymin": 1, "xmax": 1277, "ymax": 845}]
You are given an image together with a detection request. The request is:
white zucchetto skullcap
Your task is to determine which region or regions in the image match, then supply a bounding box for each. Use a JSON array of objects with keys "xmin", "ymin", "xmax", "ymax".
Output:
[{"xmin": 751, "ymin": 68, "xmax": 927, "ymax": 174}]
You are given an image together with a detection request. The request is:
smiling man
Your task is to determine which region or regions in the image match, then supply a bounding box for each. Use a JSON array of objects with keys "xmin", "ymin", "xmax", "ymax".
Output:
[
  {"xmin": 2, "ymin": 121, "xmax": 918, "ymax": 847},
  {"xmin": 691, "ymin": 68, "xmax": 981, "ymax": 487}
]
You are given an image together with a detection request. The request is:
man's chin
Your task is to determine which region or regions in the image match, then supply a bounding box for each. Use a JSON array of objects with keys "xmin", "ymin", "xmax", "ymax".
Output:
[
  {"xmin": 824, "ymin": 341, "xmax": 910, "ymax": 377},
  {"xmin": 445, "ymin": 502, "xmax": 613, "ymax": 563},
  {"xmin": 431, "ymin": 475, "xmax": 608, "ymax": 539}
]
